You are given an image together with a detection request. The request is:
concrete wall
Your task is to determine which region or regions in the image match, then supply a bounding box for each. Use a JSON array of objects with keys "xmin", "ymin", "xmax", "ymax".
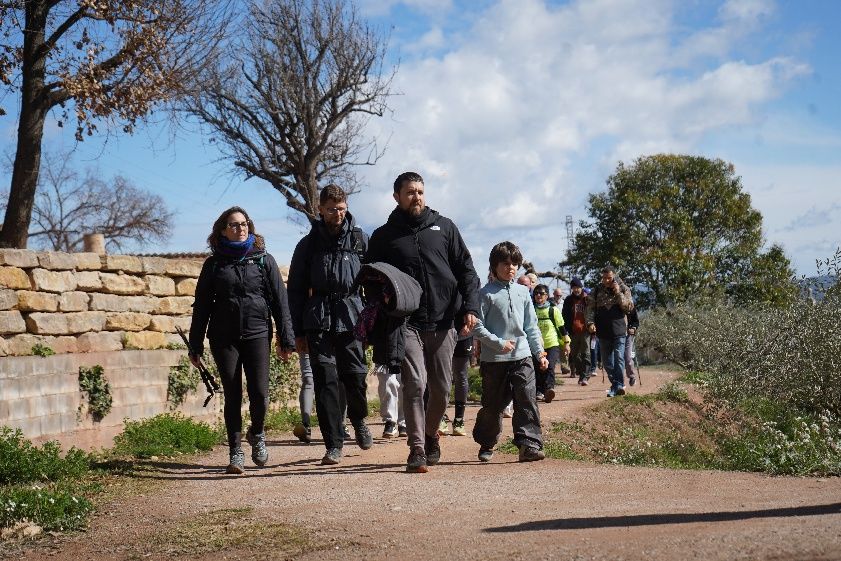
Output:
[{"xmin": 0, "ymin": 349, "xmax": 220, "ymax": 444}]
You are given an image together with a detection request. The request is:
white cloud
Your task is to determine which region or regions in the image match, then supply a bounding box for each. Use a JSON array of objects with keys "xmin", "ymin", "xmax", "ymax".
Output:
[{"xmin": 353, "ymin": 0, "xmax": 818, "ymax": 276}]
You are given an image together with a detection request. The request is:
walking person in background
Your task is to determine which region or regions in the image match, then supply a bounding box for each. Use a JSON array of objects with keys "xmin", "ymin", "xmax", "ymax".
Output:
[
  {"xmin": 625, "ymin": 307, "xmax": 640, "ymax": 387},
  {"xmin": 562, "ymin": 278, "xmax": 592, "ymax": 385},
  {"xmin": 292, "ymin": 353, "xmax": 314, "ymax": 443},
  {"xmin": 189, "ymin": 206, "xmax": 295, "ymax": 474},
  {"xmin": 287, "ymin": 184, "xmax": 372, "ymax": 466},
  {"xmin": 531, "ymin": 283, "xmax": 569, "ymax": 403},
  {"xmin": 366, "ymin": 171, "xmax": 481, "ymax": 473},
  {"xmin": 585, "ymin": 266, "xmax": 635, "ymax": 397},
  {"xmin": 377, "ymin": 363, "xmax": 407, "ymax": 438},
  {"xmin": 472, "ymin": 241, "xmax": 546, "ymax": 463},
  {"xmin": 444, "ymin": 330, "xmax": 474, "ymax": 436}
]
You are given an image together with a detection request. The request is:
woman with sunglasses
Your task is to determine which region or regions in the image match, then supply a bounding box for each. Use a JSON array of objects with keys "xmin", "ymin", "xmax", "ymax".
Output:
[{"xmin": 189, "ymin": 206, "xmax": 295, "ymax": 474}]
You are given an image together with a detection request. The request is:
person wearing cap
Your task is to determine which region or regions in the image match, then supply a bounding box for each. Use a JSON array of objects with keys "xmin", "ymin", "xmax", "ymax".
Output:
[{"xmin": 562, "ymin": 277, "xmax": 592, "ymax": 385}]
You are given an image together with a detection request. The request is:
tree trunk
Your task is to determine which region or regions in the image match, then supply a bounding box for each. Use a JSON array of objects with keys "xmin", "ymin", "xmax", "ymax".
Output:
[{"xmin": 0, "ymin": 2, "xmax": 50, "ymax": 249}]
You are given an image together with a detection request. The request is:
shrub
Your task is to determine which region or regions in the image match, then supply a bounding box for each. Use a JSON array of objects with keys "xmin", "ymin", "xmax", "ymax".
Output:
[
  {"xmin": 78, "ymin": 365, "xmax": 112, "ymax": 422},
  {"xmin": 0, "ymin": 427, "xmax": 91, "ymax": 486},
  {"xmin": 31, "ymin": 343, "xmax": 55, "ymax": 357},
  {"xmin": 0, "ymin": 486, "xmax": 93, "ymax": 531},
  {"xmin": 167, "ymin": 356, "xmax": 201, "ymax": 409},
  {"xmin": 268, "ymin": 350, "xmax": 301, "ymax": 407},
  {"xmin": 112, "ymin": 413, "xmax": 220, "ymax": 458}
]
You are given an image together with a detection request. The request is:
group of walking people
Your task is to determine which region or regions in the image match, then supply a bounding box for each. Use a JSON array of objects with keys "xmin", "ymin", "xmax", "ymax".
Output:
[{"xmin": 188, "ymin": 172, "xmax": 637, "ymax": 474}]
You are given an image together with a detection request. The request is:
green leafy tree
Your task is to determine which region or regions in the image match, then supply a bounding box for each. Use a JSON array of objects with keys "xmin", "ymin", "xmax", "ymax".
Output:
[{"xmin": 566, "ymin": 154, "xmax": 794, "ymax": 308}]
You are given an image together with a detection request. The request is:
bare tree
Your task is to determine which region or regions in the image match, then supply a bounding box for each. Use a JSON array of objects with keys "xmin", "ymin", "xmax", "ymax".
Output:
[
  {"xmin": 0, "ymin": 0, "xmax": 231, "ymax": 248},
  {"xmin": 0, "ymin": 150, "xmax": 173, "ymax": 252},
  {"xmin": 183, "ymin": 0, "xmax": 394, "ymax": 221}
]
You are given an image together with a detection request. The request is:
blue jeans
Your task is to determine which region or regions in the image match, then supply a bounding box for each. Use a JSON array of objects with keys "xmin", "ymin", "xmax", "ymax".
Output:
[{"xmin": 599, "ymin": 336, "xmax": 627, "ymax": 390}]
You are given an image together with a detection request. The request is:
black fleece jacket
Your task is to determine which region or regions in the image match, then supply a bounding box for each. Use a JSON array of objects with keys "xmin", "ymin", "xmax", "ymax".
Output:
[
  {"xmin": 189, "ymin": 250, "xmax": 296, "ymax": 355},
  {"xmin": 366, "ymin": 206, "xmax": 480, "ymax": 332}
]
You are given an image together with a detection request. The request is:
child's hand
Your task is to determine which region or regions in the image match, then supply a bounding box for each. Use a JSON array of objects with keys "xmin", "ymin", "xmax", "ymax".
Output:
[
  {"xmin": 539, "ymin": 356, "xmax": 549, "ymax": 370},
  {"xmin": 501, "ymin": 340, "xmax": 516, "ymax": 353}
]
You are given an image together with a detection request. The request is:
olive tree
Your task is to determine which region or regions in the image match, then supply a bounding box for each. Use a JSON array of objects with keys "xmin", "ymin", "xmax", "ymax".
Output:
[{"xmin": 566, "ymin": 154, "xmax": 795, "ymax": 308}]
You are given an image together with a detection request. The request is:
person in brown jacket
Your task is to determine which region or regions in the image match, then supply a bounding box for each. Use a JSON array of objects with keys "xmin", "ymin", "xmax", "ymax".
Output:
[{"xmin": 585, "ymin": 266, "xmax": 634, "ymax": 397}]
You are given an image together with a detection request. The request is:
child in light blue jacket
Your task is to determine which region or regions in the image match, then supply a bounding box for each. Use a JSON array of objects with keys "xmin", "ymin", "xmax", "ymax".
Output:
[{"xmin": 472, "ymin": 241, "xmax": 547, "ymax": 462}]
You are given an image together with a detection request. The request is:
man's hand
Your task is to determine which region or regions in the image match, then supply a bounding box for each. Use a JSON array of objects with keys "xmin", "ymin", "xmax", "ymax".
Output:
[
  {"xmin": 295, "ymin": 336, "xmax": 308, "ymax": 355},
  {"xmin": 538, "ymin": 356, "xmax": 549, "ymax": 371},
  {"xmin": 564, "ymin": 344, "xmax": 571, "ymax": 357},
  {"xmin": 276, "ymin": 338, "xmax": 293, "ymax": 361},
  {"xmin": 460, "ymin": 312, "xmax": 478, "ymax": 336},
  {"xmin": 628, "ymin": 327, "xmax": 636, "ymax": 336},
  {"xmin": 501, "ymin": 339, "xmax": 516, "ymax": 353},
  {"xmin": 588, "ymin": 324, "xmax": 597, "ymax": 334},
  {"xmin": 612, "ymin": 280, "xmax": 620, "ymax": 293}
]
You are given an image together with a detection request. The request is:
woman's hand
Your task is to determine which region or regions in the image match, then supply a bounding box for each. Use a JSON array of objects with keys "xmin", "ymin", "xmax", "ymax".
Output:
[
  {"xmin": 189, "ymin": 354, "xmax": 202, "ymax": 369},
  {"xmin": 276, "ymin": 338, "xmax": 293, "ymax": 361}
]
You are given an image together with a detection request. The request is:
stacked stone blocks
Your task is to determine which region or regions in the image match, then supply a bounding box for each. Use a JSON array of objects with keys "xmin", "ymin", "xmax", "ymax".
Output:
[{"xmin": 0, "ymin": 249, "xmax": 204, "ymax": 357}]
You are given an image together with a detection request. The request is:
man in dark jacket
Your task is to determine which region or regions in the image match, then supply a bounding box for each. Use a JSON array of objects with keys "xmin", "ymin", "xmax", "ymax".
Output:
[
  {"xmin": 287, "ymin": 184, "xmax": 372, "ymax": 466},
  {"xmin": 562, "ymin": 277, "xmax": 591, "ymax": 386},
  {"xmin": 366, "ymin": 171, "xmax": 481, "ymax": 473},
  {"xmin": 585, "ymin": 265, "xmax": 635, "ymax": 397}
]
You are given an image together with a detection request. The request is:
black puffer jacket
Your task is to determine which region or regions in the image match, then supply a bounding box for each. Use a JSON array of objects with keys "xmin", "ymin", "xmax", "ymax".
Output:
[
  {"xmin": 189, "ymin": 250, "xmax": 296, "ymax": 355},
  {"xmin": 366, "ymin": 206, "xmax": 480, "ymax": 332},
  {"xmin": 287, "ymin": 212, "xmax": 368, "ymax": 336}
]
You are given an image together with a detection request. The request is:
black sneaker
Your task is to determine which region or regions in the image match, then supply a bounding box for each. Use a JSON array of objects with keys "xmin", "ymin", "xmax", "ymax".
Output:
[
  {"xmin": 383, "ymin": 420, "xmax": 398, "ymax": 438},
  {"xmin": 354, "ymin": 422, "xmax": 373, "ymax": 450},
  {"xmin": 478, "ymin": 447, "xmax": 493, "ymax": 462},
  {"xmin": 397, "ymin": 424, "xmax": 408, "ymax": 437},
  {"xmin": 425, "ymin": 433, "xmax": 441, "ymax": 465},
  {"xmin": 293, "ymin": 423, "xmax": 311, "ymax": 444},
  {"xmin": 518, "ymin": 446, "xmax": 546, "ymax": 462},
  {"xmin": 406, "ymin": 447, "xmax": 428, "ymax": 473},
  {"xmin": 321, "ymin": 447, "xmax": 342, "ymax": 465},
  {"xmin": 343, "ymin": 425, "xmax": 351, "ymax": 440},
  {"xmin": 544, "ymin": 388, "xmax": 556, "ymax": 403}
]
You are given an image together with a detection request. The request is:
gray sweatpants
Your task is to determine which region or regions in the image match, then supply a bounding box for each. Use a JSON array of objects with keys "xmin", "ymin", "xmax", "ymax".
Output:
[
  {"xmin": 401, "ymin": 327, "xmax": 456, "ymax": 451},
  {"xmin": 472, "ymin": 358, "xmax": 543, "ymax": 450}
]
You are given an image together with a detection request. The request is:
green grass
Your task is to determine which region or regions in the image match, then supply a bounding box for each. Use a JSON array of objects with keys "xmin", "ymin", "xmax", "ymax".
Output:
[
  {"xmin": 496, "ymin": 380, "xmax": 841, "ymax": 476},
  {"xmin": 112, "ymin": 413, "xmax": 221, "ymax": 459}
]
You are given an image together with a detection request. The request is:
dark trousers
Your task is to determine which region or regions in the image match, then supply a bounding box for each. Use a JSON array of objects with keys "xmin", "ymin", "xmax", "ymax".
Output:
[
  {"xmin": 569, "ymin": 332, "xmax": 591, "ymax": 380},
  {"xmin": 211, "ymin": 335, "xmax": 271, "ymax": 449},
  {"xmin": 472, "ymin": 358, "xmax": 543, "ymax": 450},
  {"xmin": 307, "ymin": 330, "xmax": 368, "ymax": 450},
  {"xmin": 536, "ymin": 345, "xmax": 561, "ymax": 393}
]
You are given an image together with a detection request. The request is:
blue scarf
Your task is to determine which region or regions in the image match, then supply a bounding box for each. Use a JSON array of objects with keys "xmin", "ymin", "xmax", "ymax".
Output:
[{"xmin": 216, "ymin": 233, "xmax": 256, "ymax": 259}]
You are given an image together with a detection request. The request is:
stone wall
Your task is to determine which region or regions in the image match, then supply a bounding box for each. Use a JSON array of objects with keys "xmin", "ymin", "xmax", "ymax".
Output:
[{"xmin": 0, "ymin": 249, "xmax": 204, "ymax": 356}]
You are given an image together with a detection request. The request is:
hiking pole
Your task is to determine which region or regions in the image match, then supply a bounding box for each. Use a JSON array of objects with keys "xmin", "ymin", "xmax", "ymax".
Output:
[{"xmin": 175, "ymin": 326, "xmax": 221, "ymax": 407}]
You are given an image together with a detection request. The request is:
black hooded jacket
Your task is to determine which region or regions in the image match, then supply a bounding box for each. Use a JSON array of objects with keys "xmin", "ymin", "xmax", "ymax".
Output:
[
  {"xmin": 366, "ymin": 206, "xmax": 480, "ymax": 332},
  {"xmin": 287, "ymin": 212, "xmax": 368, "ymax": 336},
  {"xmin": 189, "ymin": 250, "xmax": 296, "ymax": 355}
]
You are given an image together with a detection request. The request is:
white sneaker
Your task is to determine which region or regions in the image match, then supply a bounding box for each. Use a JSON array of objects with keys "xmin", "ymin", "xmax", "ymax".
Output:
[{"xmin": 503, "ymin": 402, "xmax": 513, "ymax": 418}]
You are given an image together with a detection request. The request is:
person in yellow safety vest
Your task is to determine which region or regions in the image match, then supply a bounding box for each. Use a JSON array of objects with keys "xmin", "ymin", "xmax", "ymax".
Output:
[{"xmin": 532, "ymin": 284, "xmax": 570, "ymax": 402}]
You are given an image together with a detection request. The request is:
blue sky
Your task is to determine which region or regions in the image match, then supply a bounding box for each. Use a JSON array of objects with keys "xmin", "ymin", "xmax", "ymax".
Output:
[{"xmin": 2, "ymin": 0, "xmax": 839, "ymax": 278}]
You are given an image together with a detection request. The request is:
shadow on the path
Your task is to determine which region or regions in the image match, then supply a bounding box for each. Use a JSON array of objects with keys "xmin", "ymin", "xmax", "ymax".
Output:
[
  {"xmin": 126, "ymin": 460, "xmax": 408, "ymax": 481},
  {"xmin": 483, "ymin": 502, "xmax": 841, "ymax": 532}
]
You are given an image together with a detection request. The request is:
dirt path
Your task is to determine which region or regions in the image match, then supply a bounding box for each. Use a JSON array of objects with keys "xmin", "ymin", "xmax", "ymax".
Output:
[{"xmin": 12, "ymin": 368, "xmax": 841, "ymax": 560}]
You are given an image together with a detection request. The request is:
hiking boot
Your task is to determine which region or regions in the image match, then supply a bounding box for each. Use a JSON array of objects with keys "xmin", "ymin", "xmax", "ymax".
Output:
[
  {"xmin": 478, "ymin": 447, "xmax": 494, "ymax": 462},
  {"xmin": 245, "ymin": 426, "xmax": 268, "ymax": 467},
  {"xmin": 397, "ymin": 424, "xmax": 408, "ymax": 437},
  {"xmin": 544, "ymin": 388, "xmax": 556, "ymax": 403},
  {"xmin": 383, "ymin": 420, "xmax": 398, "ymax": 439},
  {"xmin": 293, "ymin": 423, "xmax": 312, "ymax": 444},
  {"xmin": 606, "ymin": 387, "xmax": 617, "ymax": 398},
  {"xmin": 578, "ymin": 378, "xmax": 589, "ymax": 386},
  {"xmin": 406, "ymin": 447, "xmax": 428, "ymax": 473},
  {"xmin": 451, "ymin": 417, "xmax": 466, "ymax": 436},
  {"xmin": 438, "ymin": 415, "xmax": 450, "ymax": 436},
  {"xmin": 536, "ymin": 392, "xmax": 545, "ymax": 402},
  {"xmin": 354, "ymin": 422, "xmax": 373, "ymax": 450},
  {"xmin": 321, "ymin": 447, "xmax": 342, "ymax": 465},
  {"xmin": 628, "ymin": 374, "xmax": 637, "ymax": 387},
  {"xmin": 518, "ymin": 446, "xmax": 545, "ymax": 462},
  {"xmin": 226, "ymin": 447, "xmax": 245, "ymax": 474},
  {"xmin": 615, "ymin": 385, "xmax": 626, "ymax": 396},
  {"xmin": 343, "ymin": 425, "xmax": 351, "ymax": 440},
  {"xmin": 425, "ymin": 433, "xmax": 441, "ymax": 466}
]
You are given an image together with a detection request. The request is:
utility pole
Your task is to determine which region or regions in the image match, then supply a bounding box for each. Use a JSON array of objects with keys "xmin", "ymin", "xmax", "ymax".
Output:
[{"xmin": 565, "ymin": 215, "xmax": 574, "ymax": 280}]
